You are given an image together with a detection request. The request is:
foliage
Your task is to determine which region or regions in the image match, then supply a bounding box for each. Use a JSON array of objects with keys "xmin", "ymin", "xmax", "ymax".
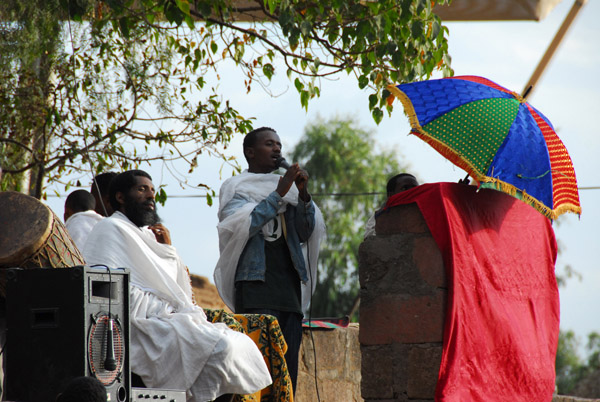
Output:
[
  {"xmin": 290, "ymin": 116, "xmax": 409, "ymax": 319},
  {"xmin": 556, "ymin": 330, "xmax": 600, "ymax": 395},
  {"xmin": 1, "ymin": 0, "xmax": 452, "ymax": 198}
]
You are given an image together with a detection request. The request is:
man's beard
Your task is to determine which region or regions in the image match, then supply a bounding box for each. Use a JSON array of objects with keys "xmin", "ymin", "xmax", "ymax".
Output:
[{"xmin": 123, "ymin": 195, "xmax": 161, "ymax": 227}]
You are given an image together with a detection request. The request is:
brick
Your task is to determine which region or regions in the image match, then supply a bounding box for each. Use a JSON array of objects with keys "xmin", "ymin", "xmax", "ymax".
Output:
[
  {"xmin": 413, "ymin": 236, "xmax": 447, "ymax": 289},
  {"xmin": 406, "ymin": 345, "xmax": 443, "ymax": 399},
  {"xmin": 361, "ymin": 346, "xmax": 395, "ymax": 399},
  {"xmin": 359, "ymin": 292, "xmax": 446, "ymax": 345},
  {"xmin": 375, "ymin": 203, "xmax": 429, "ymax": 235}
]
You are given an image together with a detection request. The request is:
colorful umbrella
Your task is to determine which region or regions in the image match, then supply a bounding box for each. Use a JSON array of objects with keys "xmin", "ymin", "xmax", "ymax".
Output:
[{"xmin": 388, "ymin": 75, "xmax": 581, "ymax": 219}]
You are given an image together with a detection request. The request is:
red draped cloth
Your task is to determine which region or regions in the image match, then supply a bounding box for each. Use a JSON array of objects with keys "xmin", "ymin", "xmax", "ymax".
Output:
[{"xmin": 386, "ymin": 183, "xmax": 559, "ymax": 402}]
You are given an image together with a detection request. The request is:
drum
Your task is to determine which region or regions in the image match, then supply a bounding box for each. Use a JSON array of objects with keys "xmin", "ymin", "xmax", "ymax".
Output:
[{"xmin": 0, "ymin": 191, "xmax": 86, "ymax": 297}]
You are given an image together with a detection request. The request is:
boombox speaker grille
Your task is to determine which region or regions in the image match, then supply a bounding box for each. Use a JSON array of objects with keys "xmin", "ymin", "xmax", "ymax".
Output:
[{"xmin": 88, "ymin": 312, "xmax": 126, "ymax": 385}]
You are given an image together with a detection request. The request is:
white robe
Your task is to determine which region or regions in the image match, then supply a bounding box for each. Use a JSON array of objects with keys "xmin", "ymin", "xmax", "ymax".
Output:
[
  {"xmin": 65, "ymin": 210, "xmax": 104, "ymax": 251},
  {"xmin": 214, "ymin": 171, "xmax": 326, "ymax": 313},
  {"xmin": 83, "ymin": 212, "xmax": 271, "ymax": 402}
]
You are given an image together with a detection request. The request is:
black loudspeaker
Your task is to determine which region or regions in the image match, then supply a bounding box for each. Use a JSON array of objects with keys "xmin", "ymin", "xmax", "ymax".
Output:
[{"xmin": 5, "ymin": 266, "xmax": 130, "ymax": 402}]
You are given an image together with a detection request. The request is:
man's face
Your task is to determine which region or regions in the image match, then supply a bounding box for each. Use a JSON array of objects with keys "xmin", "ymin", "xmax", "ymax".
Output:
[
  {"xmin": 247, "ymin": 130, "xmax": 282, "ymax": 173},
  {"xmin": 392, "ymin": 176, "xmax": 419, "ymax": 195},
  {"xmin": 120, "ymin": 176, "xmax": 160, "ymax": 227}
]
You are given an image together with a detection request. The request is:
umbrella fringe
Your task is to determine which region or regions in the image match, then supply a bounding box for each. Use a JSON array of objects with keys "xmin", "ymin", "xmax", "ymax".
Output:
[
  {"xmin": 480, "ymin": 179, "xmax": 556, "ymax": 220},
  {"xmin": 388, "ymin": 85, "xmax": 422, "ymax": 129},
  {"xmin": 403, "ymin": 120, "xmax": 568, "ymax": 221},
  {"xmin": 480, "ymin": 179, "xmax": 581, "ymax": 220}
]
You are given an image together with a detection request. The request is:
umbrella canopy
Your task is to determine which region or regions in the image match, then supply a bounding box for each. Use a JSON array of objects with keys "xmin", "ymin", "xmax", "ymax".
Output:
[{"xmin": 388, "ymin": 75, "xmax": 581, "ymax": 219}]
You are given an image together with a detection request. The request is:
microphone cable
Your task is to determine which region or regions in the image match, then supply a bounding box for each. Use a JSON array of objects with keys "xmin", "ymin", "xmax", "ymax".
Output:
[
  {"xmin": 91, "ymin": 264, "xmax": 117, "ymax": 372},
  {"xmin": 276, "ymin": 157, "xmax": 322, "ymax": 400},
  {"xmin": 104, "ymin": 265, "xmax": 117, "ymax": 371},
  {"xmin": 303, "ymin": 194, "xmax": 322, "ymax": 402}
]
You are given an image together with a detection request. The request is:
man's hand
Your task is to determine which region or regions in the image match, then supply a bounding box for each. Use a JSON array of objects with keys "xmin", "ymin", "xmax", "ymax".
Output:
[
  {"xmin": 276, "ymin": 163, "xmax": 311, "ymax": 202},
  {"xmin": 149, "ymin": 223, "xmax": 172, "ymax": 245},
  {"xmin": 295, "ymin": 168, "xmax": 311, "ymax": 202}
]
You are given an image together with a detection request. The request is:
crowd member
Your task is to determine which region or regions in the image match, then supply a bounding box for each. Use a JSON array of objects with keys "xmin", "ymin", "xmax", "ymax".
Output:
[
  {"xmin": 83, "ymin": 170, "xmax": 271, "ymax": 402},
  {"xmin": 64, "ymin": 189, "xmax": 103, "ymax": 250},
  {"xmin": 90, "ymin": 172, "xmax": 117, "ymax": 217},
  {"xmin": 214, "ymin": 127, "xmax": 326, "ymax": 394},
  {"xmin": 55, "ymin": 376, "xmax": 107, "ymax": 402},
  {"xmin": 364, "ymin": 173, "xmax": 420, "ymax": 238}
]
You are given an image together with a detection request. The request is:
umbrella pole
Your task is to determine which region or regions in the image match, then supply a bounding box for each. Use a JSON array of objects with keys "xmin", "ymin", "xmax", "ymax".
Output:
[
  {"xmin": 459, "ymin": 173, "xmax": 470, "ymax": 185},
  {"xmin": 522, "ymin": 0, "xmax": 588, "ymax": 96}
]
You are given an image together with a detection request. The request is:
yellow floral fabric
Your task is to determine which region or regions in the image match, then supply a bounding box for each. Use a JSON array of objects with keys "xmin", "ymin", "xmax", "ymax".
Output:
[{"xmin": 204, "ymin": 309, "xmax": 294, "ymax": 402}]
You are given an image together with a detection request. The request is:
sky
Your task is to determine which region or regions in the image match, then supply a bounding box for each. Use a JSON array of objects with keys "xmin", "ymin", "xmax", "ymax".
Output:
[{"xmin": 45, "ymin": 0, "xmax": 600, "ymax": 354}]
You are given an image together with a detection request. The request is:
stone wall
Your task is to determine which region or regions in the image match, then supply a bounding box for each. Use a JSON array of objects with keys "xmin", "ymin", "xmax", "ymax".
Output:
[
  {"xmin": 553, "ymin": 397, "xmax": 600, "ymax": 402},
  {"xmin": 297, "ymin": 324, "xmax": 362, "ymax": 402},
  {"xmin": 358, "ymin": 203, "xmax": 446, "ymax": 401}
]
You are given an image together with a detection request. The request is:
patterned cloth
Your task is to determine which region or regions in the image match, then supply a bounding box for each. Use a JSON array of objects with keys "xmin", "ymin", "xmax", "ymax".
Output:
[
  {"xmin": 389, "ymin": 75, "xmax": 581, "ymax": 220},
  {"xmin": 205, "ymin": 309, "xmax": 294, "ymax": 402},
  {"xmin": 302, "ymin": 316, "xmax": 350, "ymax": 329}
]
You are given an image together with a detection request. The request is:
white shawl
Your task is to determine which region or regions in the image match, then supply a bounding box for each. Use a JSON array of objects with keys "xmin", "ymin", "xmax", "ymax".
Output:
[
  {"xmin": 214, "ymin": 170, "xmax": 326, "ymax": 313},
  {"xmin": 65, "ymin": 210, "xmax": 104, "ymax": 251},
  {"xmin": 83, "ymin": 212, "xmax": 195, "ymax": 309},
  {"xmin": 83, "ymin": 212, "xmax": 271, "ymax": 400}
]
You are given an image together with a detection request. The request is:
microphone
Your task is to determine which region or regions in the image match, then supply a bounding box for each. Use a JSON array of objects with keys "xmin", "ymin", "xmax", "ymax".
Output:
[
  {"xmin": 276, "ymin": 156, "xmax": 291, "ymax": 170},
  {"xmin": 104, "ymin": 317, "xmax": 117, "ymax": 371}
]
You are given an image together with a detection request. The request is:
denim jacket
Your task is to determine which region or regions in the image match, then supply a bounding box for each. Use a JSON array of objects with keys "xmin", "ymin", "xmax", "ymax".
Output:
[{"xmin": 220, "ymin": 191, "xmax": 316, "ymax": 283}]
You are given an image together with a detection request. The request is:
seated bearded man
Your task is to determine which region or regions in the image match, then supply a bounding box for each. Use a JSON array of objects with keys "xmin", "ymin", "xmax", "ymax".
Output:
[{"xmin": 83, "ymin": 170, "xmax": 271, "ymax": 402}]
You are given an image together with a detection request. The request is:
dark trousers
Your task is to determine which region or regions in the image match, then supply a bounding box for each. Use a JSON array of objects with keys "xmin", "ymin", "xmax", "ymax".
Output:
[{"xmin": 242, "ymin": 308, "xmax": 302, "ymax": 394}]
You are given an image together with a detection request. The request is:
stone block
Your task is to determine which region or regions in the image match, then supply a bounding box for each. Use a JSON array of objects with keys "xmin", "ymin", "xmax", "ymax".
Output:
[
  {"xmin": 360, "ymin": 234, "xmax": 444, "ymax": 302},
  {"xmin": 361, "ymin": 345, "xmax": 395, "ymax": 399},
  {"xmin": 359, "ymin": 234, "xmax": 414, "ymax": 287},
  {"xmin": 390, "ymin": 343, "xmax": 410, "ymax": 397},
  {"xmin": 359, "ymin": 292, "xmax": 446, "ymax": 345},
  {"xmin": 375, "ymin": 203, "xmax": 429, "ymax": 235},
  {"xmin": 406, "ymin": 344, "xmax": 442, "ymax": 400},
  {"xmin": 413, "ymin": 237, "xmax": 447, "ymax": 289},
  {"xmin": 298, "ymin": 327, "xmax": 362, "ymax": 402}
]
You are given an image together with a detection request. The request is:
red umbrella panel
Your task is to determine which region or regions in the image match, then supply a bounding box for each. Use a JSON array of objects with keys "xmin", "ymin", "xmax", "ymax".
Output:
[{"xmin": 388, "ymin": 75, "xmax": 581, "ymax": 219}]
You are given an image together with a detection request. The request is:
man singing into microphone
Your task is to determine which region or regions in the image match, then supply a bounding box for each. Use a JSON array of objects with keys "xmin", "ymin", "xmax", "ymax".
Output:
[{"xmin": 214, "ymin": 127, "xmax": 325, "ymax": 394}]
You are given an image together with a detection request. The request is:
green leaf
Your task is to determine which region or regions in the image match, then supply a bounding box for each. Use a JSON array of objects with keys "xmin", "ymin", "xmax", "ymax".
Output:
[
  {"xmin": 431, "ymin": 20, "xmax": 441, "ymax": 40},
  {"xmin": 358, "ymin": 75, "xmax": 369, "ymax": 89},
  {"xmin": 175, "ymin": 0, "xmax": 191, "ymax": 15},
  {"xmin": 184, "ymin": 15, "xmax": 195, "ymax": 30},
  {"xmin": 411, "ymin": 21, "xmax": 423, "ymax": 39},
  {"xmin": 263, "ymin": 63, "xmax": 274, "ymax": 80},
  {"xmin": 368, "ymin": 94, "xmax": 378, "ymax": 110},
  {"xmin": 210, "ymin": 41, "xmax": 218, "ymax": 54},
  {"xmin": 372, "ymin": 107, "xmax": 383, "ymax": 124},
  {"xmin": 300, "ymin": 90, "xmax": 309, "ymax": 109},
  {"xmin": 156, "ymin": 187, "xmax": 168, "ymax": 206},
  {"xmin": 118, "ymin": 17, "xmax": 131, "ymax": 38},
  {"xmin": 300, "ymin": 20, "xmax": 312, "ymax": 36}
]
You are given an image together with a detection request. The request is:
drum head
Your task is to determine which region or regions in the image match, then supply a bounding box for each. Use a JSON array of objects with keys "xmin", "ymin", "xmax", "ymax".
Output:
[{"xmin": 0, "ymin": 191, "xmax": 53, "ymax": 266}]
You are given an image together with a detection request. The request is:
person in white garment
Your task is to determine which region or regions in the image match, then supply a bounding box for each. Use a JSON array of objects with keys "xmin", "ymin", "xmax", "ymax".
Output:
[
  {"xmin": 64, "ymin": 189, "xmax": 104, "ymax": 250},
  {"xmin": 214, "ymin": 127, "xmax": 326, "ymax": 394},
  {"xmin": 83, "ymin": 170, "xmax": 271, "ymax": 402}
]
